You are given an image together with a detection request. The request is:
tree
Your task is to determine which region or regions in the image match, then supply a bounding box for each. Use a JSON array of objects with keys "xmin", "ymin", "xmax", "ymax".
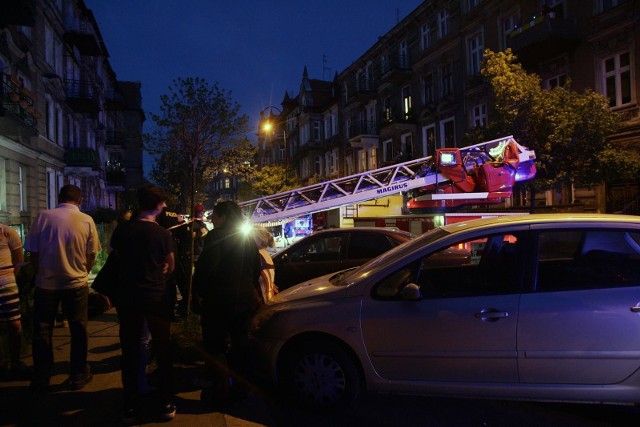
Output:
[
  {"xmin": 481, "ymin": 49, "xmax": 623, "ymax": 206},
  {"xmin": 146, "ymin": 77, "xmax": 255, "ymax": 212},
  {"xmin": 236, "ymin": 163, "xmax": 300, "ymax": 201}
]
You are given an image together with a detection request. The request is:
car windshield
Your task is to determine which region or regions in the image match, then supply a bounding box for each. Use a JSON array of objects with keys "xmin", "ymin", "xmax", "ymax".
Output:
[{"xmin": 330, "ymin": 227, "xmax": 451, "ymax": 286}]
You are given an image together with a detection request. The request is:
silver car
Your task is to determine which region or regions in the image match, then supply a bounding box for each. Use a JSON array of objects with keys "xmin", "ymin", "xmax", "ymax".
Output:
[{"xmin": 250, "ymin": 214, "xmax": 640, "ymax": 409}]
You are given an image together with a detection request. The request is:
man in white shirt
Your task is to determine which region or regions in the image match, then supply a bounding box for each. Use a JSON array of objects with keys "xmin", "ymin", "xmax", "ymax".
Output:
[{"xmin": 24, "ymin": 184, "xmax": 101, "ymax": 393}]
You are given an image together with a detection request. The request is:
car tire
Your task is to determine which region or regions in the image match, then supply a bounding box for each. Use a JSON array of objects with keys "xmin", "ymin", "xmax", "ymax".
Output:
[{"xmin": 281, "ymin": 340, "xmax": 361, "ymax": 410}]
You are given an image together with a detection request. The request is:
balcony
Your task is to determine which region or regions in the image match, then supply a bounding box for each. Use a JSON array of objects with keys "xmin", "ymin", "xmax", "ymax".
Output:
[
  {"xmin": 507, "ymin": 13, "xmax": 579, "ymax": 65},
  {"xmin": 64, "ymin": 148, "xmax": 100, "ymax": 170},
  {"xmin": 65, "ymin": 79, "xmax": 100, "ymax": 114},
  {"xmin": 64, "ymin": 19, "xmax": 102, "ymax": 56},
  {"xmin": 105, "ymin": 131, "xmax": 127, "ymax": 149},
  {"xmin": 0, "ymin": 0, "xmax": 35, "ymax": 26},
  {"xmin": 377, "ymin": 54, "xmax": 412, "ymax": 84},
  {"xmin": 105, "ymin": 89, "xmax": 126, "ymax": 110},
  {"xmin": 345, "ymin": 76, "xmax": 376, "ymax": 105},
  {"xmin": 0, "ymin": 75, "xmax": 38, "ymax": 138},
  {"xmin": 347, "ymin": 119, "xmax": 379, "ymax": 148},
  {"xmin": 379, "ymin": 108, "xmax": 415, "ymax": 129}
]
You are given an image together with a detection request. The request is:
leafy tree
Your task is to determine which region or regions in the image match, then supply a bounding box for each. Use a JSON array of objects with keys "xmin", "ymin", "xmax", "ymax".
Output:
[
  {"xmin": 237, "ymin": 163, "xmax": 299, "ymax": 201},
  {"xmin": 481, "ymin": 49, "xmax": 623, "ymax": 206},
  {"xmin": 146, "ymin": 77, "xmax": 255, "ymax": 212}
]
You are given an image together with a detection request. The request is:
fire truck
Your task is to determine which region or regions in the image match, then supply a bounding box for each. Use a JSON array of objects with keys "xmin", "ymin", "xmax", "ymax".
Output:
[{"xmin": 239, "ymin": 136, "xmax": 536, "ymax": 230}]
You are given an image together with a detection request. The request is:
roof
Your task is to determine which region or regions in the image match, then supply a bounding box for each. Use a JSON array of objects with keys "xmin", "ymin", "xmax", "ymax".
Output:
[{"xmin": 440, "ymin": 213, "xmax": 640, "ymax": 235}]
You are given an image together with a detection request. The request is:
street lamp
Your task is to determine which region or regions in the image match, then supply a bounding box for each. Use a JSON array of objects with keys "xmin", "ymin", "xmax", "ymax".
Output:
[{"xmin": 260, "ymin": 106, "xmax": 288, "ymax": 181}]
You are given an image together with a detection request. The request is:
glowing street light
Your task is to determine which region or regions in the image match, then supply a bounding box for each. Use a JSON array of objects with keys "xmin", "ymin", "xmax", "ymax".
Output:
[{"xmin": 260, "ymin": 106, "xmax": 288, "ymax": 180}]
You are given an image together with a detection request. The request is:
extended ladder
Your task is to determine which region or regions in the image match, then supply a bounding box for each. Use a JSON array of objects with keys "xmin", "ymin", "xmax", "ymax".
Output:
[{"xmin": 240, "ymin": 136, "xmax": 534, "ymax": 223}]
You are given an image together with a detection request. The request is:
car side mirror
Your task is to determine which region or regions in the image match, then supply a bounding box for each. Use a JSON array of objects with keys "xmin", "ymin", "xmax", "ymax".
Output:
[{"xmin": 399, "ymin": 283, "xmax": 421, "ymax": 301}]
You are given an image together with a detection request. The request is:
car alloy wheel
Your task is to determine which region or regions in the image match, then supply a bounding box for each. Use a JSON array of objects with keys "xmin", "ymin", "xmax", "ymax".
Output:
[{"xmin": 283, "ymin": 340, "xmax": 360, "ymax": 410}]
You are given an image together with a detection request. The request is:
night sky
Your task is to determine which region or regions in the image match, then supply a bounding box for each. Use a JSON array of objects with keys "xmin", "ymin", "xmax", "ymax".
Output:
[{"xmin": 84, "ymin": 0, "xmax": 424, "ymax": 172}]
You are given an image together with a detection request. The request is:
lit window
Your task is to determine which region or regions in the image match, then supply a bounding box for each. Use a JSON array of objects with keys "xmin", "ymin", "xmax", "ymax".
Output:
[{"xmin": 402, "ymin": 86, "xmax": 412, "ymax": 120}]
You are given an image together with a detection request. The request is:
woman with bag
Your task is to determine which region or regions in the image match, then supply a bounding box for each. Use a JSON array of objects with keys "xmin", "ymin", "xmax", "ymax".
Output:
[{"xmin": 253, "ymin": 226, "xmax": 278, "ymax": 303}]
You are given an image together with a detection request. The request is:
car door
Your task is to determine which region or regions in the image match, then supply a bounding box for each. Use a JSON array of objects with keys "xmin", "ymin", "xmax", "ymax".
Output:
[
  {"xmin": 361, "ymin": 230, "xmax": 526, "ymax": 383},
  {"xmin": 274, "ymin": 232, "xmax": 345, "ymax": 290},
  {"xmin": 518, "ymin": 227, "xmax": 640, "ymax": 384}
]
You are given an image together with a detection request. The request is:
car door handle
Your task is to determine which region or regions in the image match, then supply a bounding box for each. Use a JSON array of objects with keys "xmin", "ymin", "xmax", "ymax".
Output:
[
  {"xmin": 630, "ymin": 306, "xmax": 640, "ymax": 313},
  {"xmin": 474, "ymin": 308, "xmax": 509, "ymax": 322}
]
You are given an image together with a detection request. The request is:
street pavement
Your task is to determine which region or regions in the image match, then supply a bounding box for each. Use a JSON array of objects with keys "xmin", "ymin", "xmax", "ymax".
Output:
[{"xmin": 0, "ymin": 307, "xmax": 277, "ymax": 427}]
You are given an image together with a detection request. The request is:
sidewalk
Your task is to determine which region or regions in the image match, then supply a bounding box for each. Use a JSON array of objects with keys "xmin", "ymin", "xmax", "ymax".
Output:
[{"xmin": 0, "ymin": 308, "xmax": 275, "ymax": 426}]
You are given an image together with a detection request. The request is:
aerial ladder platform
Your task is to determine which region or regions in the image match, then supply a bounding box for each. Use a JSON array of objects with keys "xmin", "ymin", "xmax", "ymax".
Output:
[{"xmin": 240, "ymin": 136, "xmax": 536, "ymax": 224}]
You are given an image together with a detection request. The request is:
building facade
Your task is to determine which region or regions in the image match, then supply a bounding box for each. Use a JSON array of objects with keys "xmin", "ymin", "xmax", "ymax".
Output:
[
  {"xmin": 259, "ymin": 0, "xmax": 639, "ymax": 215},
  {"xmin": 0, "ymin": 0, "xmax": 144, "ymax": 237}
]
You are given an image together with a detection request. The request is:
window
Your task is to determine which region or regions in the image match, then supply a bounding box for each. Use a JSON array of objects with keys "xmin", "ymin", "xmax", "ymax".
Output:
[
  {"xmin": 440, "ymin": 117, "xmax": 455, "ymax": 147},
  {"xmin": 45, "ymin": 24, "xmax": 54, "ymax": 67},
  {"xmin": 312, "ymin": 121, "xmax": 321, "ymax": 141},
  {"xmin": 603, "ymin": 51, "xmax": 632, "ymax": 107},
  {"xmin": 366, "ymin": 103, "xmax": 376, "ymax": 133},
  {"xmin": 47, "ymin": 168, "xmax": 59, "ymax": 209},
  {"xmin": 422, "ymin": 125, "xmax": 436, "ymax": 157},
  {"xmin": 383, "ymin": 139, "xmax": 393, "ymax": 162},
  {"xmin": 421, "ymin": 73, "xmax": 434, "ymax": 104},
  {"xmin": 470, "ymin": 103, "xmax": 487, "ymax": 128},
  {"xmin": 399, "ymin": 40, "xmax": 408, "ymax": 68},
  {"xmin": 536, "ymin": 229, "xmax": 640, "ymax": 292},
  {"xmin": 347, "ymin": 233, "xmax": 394, "ymax": 259},
  {"xmin": 468, "ymin": 32, "xmax": 483, "ymax": 75},
  {"xmin": 437, "ymin": 9, "xmax": 449, "ymax": 39},
  {"xmin": 598, "ymin": 0, "xmax": 628, "ymax": 12},
  {"xmin": 0, "ymin": 158, "xmax": 6, "ymax": 211},
  {"xmin": 381, "ymin": 53, "xmax": 390, "ymax": 74},
  {"xmin": 224, "ymin": 178, "xmax": 230, "ymax": 189},
  {"xmin": 374, "ymin": 232, "xmax": 524, "ymax": 299},
  {"xmin": 401, "ymin": 133, "xmax": 413, "ymax": 159},
  {"xmin": 289, "ymin": 235, "xmax": 343, "ymax": 263},
  {"xmin": 420, "ymin": 24, "xmax": 431, "ymax": 50},
  {"xmin": 383, "ymin": 96, "xmax": 392, "ymax": 122},
  {"xmin": 45, "ymin": 96, "xmax": 55, "ymax": 140},
  {"xmin": 18, "ymin": 165, "xmax": 26, "ymax": 212},
  {"xmin": 402, "ymin": 85, "xmax": 412, "ymax": 120},
  {"xmin": 441, "ymin": 63, "xmax": 453, "ymax": 97},
  {"xmin": 345, "ymin": 155, "xmax": 354, "ymax": 176},
  {"xmin": 468, "ymin": 0, "xmax": 480, "ymax": 10},
  {"xmin": 501, "ymin": 13, "xmax": 520, "ymax": 50},
  {"xmin": 546, "ymin": 74, "xmax": 567, "ymax": 89}
]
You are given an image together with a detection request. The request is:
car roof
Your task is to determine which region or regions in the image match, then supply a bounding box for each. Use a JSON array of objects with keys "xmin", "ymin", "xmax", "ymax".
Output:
[
  {"xmin": 312, "ymin": 227, "xmax": 415, "ymax": 239},
  {"xmin": 440, "ymin": 213, "xmax": 640, "ymax": 234}
]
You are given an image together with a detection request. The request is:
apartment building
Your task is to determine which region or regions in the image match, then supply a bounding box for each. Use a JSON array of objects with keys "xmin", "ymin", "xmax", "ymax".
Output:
[
  {"xmin": 0, "ymin": 0, "xmax": 144, "ymax": 237},
  {"xmin": 262, "ymin": 0, "xmax": 639, "ymax": 214}
]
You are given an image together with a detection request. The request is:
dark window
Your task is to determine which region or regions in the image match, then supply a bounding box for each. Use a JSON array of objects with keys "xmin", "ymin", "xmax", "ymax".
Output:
[
  {"xmin": 347, "ymin": 232, "xmax": 393, "ymax": 259},
  {"xmin": 536, "ymin": 229, "xmax": 640, "ymax": 292},
  {"xmin": 417, "ymin": 232, "xmax": 524, "ymax": 298},
  {"xmin": 288, "ymin": 235, "xmax": 343, "ymax": 262}
]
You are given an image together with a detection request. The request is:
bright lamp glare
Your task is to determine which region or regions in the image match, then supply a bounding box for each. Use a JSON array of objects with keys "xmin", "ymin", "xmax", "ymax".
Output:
[{"xmin": 240, "ymin": 222, "xmax": 253, "ymax": 237}]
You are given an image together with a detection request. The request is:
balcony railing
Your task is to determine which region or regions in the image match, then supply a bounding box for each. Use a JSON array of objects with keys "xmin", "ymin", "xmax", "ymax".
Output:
[
  {"xmin": 64, "ymin": 17, "xmax": 102, "ymax": 56},
  {"xmin": 0, "ymin": 75, "xmax": 38, "ymax": 136},
  {"xmin": 346, "ymin": 121, "xmax": 378, "ymax": 139},
  {"xmin": 64, "ymin": 148, "xmax": 100, "ymax": 169},
  {"xmin": 65, "ymin": 79, "xmax": 100, "ymax": 113},
  {"xmin": 507, "ymin": 13, "xmax": 578, "ymax": 64}
]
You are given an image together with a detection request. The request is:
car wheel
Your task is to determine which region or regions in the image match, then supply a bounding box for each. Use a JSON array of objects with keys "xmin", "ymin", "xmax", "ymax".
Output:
[{"xmin": 282, "ymin": 340, "xmax": 360, "ymax": 410}]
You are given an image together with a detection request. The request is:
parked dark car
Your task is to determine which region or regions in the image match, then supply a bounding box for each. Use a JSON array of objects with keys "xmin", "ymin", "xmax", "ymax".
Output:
[{"xmin": 273, "ymin": 227, "xmax": 414, "ymax": 290}]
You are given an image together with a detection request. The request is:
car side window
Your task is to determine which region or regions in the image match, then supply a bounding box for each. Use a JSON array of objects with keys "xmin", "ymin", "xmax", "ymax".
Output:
[
  {"xmin": 417, "ymin": 232, "xmax": 523, "ymax": 298},
  {"xmin": 347, "ymin": 232, "xmax": 393, "ymax": 259},
  {"xmin": 289, "ymin": 235, "xmax": 342, "ymax": 262},
  {"xmin": 536, "ymin": 229, "xmax": 640, "ymax": 292}
]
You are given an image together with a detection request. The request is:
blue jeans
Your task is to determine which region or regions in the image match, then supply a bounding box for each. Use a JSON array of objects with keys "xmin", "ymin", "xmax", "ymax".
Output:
[
  {"xmin": 117, "ymin": 303, "xmax": 172, "ymax": 406},
  {"xmin": 32, "ymin": 286, "xmax": 90, "ymax": 382}
]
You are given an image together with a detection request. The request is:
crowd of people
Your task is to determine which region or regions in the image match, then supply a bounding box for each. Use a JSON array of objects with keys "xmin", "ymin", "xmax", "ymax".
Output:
[{"xmin": 0, "ymin": 183, "xmax": 280, "ymax": 424}]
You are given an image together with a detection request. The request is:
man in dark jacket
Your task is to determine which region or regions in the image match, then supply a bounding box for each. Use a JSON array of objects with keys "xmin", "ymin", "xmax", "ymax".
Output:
[{"xmin": 192, "ymin": 201, "xmax": 261, "ymax": 403}]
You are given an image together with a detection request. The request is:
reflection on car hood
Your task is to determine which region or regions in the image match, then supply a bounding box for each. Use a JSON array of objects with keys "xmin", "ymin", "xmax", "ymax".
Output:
[{"xmin": 270, "ymin": 271, "xmax": 347, "ymax": 304}]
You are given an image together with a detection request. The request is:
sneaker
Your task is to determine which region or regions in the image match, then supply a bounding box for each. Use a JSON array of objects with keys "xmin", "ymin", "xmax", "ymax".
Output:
[
  {"xmin": 160, "ymin": 402, "xmax": 176, "ymax": 421},
  {"xmin": 70, "ymin": 372, "xmax": 93, "ymax": 390},
  {"xmin": 122, "ymin": 406, "xmax": 137, "ymax": 424}
]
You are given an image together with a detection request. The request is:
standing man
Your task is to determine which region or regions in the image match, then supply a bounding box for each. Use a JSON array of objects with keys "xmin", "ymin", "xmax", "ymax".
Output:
[
  {"xmin": 24, "ymin": 184, "xmax": 101, "ymax": 393},
  {"xmin": 111, "ymin": 185, "xmax": 176, "ymax": 422},
  {"xmin": 0, "ymin": 222, "xmax": 30, "ymax": 379}
]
